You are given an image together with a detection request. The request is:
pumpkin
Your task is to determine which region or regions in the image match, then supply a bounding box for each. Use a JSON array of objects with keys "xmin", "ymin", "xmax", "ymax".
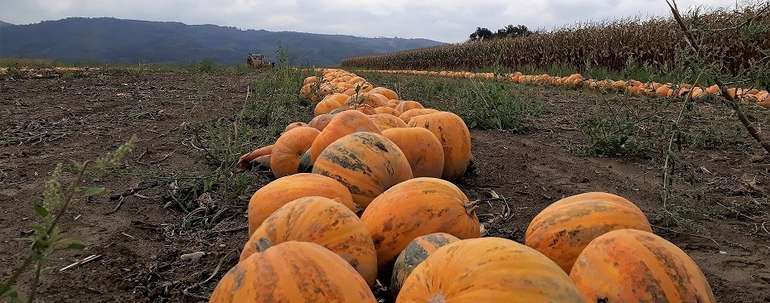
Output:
[
  {"xmin": 369, "ymin": 87, "xmax": 399, "ymax": 100},
  {"xmin": 705, "ymin": 84, "xmax": 721, "ymax": 95},
  {"xmin": 676, "ymin": 87, "xmax": 692, "ymax": 97},
  {"xmin": 308, "ymin": 113, "xmax": 334, "ymax": 131},
  {"xmin": 238, "ymin": 144, "xmax": 273, "ymax": 170},
  {"xmin": 241, "ymin": 196, "xmax": 377, "ymax": 286},
  {"xmin": 347, "ymin": 76, "xmax": 366, "ymax": 85},
  {"xmin": 394, "ymin": 101, "xmax": 424, "ymax": 114},
  {"xmin": 270, "ymin": 127, "xmax": 320, "ymax": 177},
  {"xmin": 356, "ymin": 104, "xmax": 377, "ymax": 115},
  {"xmin": 284, "ymin": 122, "xmax": 309, "ymax": 132},
  {"xmin": 309, "ymin": 110, "xmax": 381, "ymax": 162},
  {"xmin": 626, "ymin": 85, "xmax": 642, "ymax": 96},
  {"xmin": 398, "ymin": 108, "xmax": 439, "ymax": 123},
  {"xmin": 570, "ymin": 229, "xmax": 715, "ymax": 303},
  {"xmin": 525, "ymin": 192, "xmax": 652, "ymax": 272},
  {"xmin": 247, "ymin": 173, "xmax": 356, "ymax": 236},
  {"xmin": 611, "ymin": 80, "xmax": 627, "ymax": 90},
  {"xmin": 656, "ymin": 85, "xmax": 673, "ymax": 97},
  {"xmin": 726, "ymin": 87, "xmax": 738, "ymax": 99},
  {"xmin": 361, "ymin": 177, "xmax": 480, "ymax": 269},
  {"xmin": 211, "ymin": 241, "xmax": 376, "ymax": 303},
  {"xmin": 690, "ymin": 86, "xmax": 705, "ymax": 99},
  {"xmin": 396, "ymin": 237, "xmax": 585, "ymax": 303},
  {"xmin": 757, "ymin": 91, "xmax": 770, "ymax": 108},
  {"xmin": 299, "ymin": 83, "xmax": 314, "ymax": 99},
  {"xmin": 348, "ymin": 93, "xmax": 390, "ymax": 107},
  {"xmin": 390, "ymin": 233, "xmax": 459, "ymax": 297},
  {"xmin": 370, "ymin": 113, "xmax": 408, "ymax": 131},
  {"xmin": 314, "ymin": 97, "xmax": 343, "ymax": 116},
  {"xmin": 342, "ymin": 88, "xmax": 356, "ymax": 96},
  {"xmin": 382, "ymin": 128, "xmax": 444, "ymax": 178},
  {"xmin": 408, "ymin": 112, "xmax": 471, "ymax": 180},
  {"xmin": 324, "ymin": 93, "xmax": 349, "ymax": 104},
  {"xmin": 386, "ymin": 99, "xmax": 400, "ymax": 109},
  {"xmin": 373, "ymin": 106, "xmax": 400, "ymax": 116},
  {"xmin": 313, "ymin": 132, "xmax": 413, "ymax": 208},
  {"xmin": 303, "ymin": 76, "xmax": 318, "ymax": 86}
]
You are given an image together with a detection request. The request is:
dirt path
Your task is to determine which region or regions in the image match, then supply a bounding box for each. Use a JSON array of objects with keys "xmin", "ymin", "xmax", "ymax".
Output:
[{"xmin": 1, "ymin": 70, "xmax": 768, "ymax": 302}]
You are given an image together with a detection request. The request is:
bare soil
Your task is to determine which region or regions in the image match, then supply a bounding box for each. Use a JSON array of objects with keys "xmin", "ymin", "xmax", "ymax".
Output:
[{"xmin": 1, "ymin": 70, "xmax": 768, "ymax": 302}]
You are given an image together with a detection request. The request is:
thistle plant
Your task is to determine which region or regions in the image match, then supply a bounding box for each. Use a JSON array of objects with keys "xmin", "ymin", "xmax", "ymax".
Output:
[{"xmin": 0, "ymin": 137, "xmax": 136, "ymax": 303}]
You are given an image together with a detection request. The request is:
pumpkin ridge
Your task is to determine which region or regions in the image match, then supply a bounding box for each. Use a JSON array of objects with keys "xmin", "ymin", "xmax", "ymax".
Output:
[{"xmin": 635, "ymin": 234, "xmax": 689, "ymax": 302}]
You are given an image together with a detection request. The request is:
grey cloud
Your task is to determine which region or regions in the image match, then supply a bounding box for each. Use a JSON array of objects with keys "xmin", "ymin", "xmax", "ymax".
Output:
[{"xmin": 0, "ymin": 0, "xmax": 743, "ymax": 42}]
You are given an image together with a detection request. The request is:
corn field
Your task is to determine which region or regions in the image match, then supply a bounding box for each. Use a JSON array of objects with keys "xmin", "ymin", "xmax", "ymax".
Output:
[{"xmin": 342, "ymin": 5, "xmax": 770, "ymax": 76}]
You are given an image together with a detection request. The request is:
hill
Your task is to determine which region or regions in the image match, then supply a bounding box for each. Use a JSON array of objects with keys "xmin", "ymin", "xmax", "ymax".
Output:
[
  {"xmin": 0, "ymin": 17, "xmax": 443, "ymax": 66},
  {"xmin": 0, "ymin": 20, "xmax": 14, "ymax": 28}
]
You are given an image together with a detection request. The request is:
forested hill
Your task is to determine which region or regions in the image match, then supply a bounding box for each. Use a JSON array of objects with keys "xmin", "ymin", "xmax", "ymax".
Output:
[{"xmin": 0, "ymin": 17, "xmax": 444, "ymax": 65}]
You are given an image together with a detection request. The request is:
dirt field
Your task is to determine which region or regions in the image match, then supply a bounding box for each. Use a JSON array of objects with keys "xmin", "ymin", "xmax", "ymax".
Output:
[{"xmin": 2, "ymin": 69, "xmax": 769, "ymax": 302}]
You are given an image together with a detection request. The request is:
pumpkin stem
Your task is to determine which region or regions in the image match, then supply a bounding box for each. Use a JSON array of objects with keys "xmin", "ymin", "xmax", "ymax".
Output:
[
  {"xmin": 466, "ymin": 194, "xmax": 510, "ymax": 217},
  {"xmin": 255, "ymin": 238, "xmax": 272, "ymax": 253},
  {"xmin": 465, "ymin": 203, "xmax": 480, "ymax": 216}
]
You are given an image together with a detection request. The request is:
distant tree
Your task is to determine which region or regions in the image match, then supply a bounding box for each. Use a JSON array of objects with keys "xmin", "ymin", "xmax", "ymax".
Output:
[
  {"xmin": 469, "ymin": 27, "xmax": 494, "ymax": 41},
  {"xmin": 469, "ymin": 24, "xmax": 532, "ymax": 42},
  {"xmin": 496, "ymin": 24, "xmax": 531, "ymax": 39}
]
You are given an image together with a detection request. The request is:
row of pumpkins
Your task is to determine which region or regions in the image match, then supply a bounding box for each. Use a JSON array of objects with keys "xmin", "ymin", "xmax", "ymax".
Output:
[
  {"xmin": 367, "ymin": 69, "xmax": 770, "ymax": 108},
  {"xmin": 210, "ymin": 69, "xmax": 716, "ymax": 302}
]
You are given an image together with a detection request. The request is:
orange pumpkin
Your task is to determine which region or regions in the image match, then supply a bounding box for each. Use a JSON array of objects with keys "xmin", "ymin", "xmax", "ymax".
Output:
[
  {"xmin": 284, "ymin": 122, "xmax": 309, "ymax": 132},
  {"xmin": 396, "ymin": 237, "xmax": 585, "ymax": 303},
  {"xmin": 270, "ymin": 127, "xmax": 320, "ymax": 177},
  {"xmin": 356, "ymin": 104, "xmax": 377, "ymax": 115},
  {"xmin": 398, "ymin": 108, "xmax": 439, "ymax": 123},
  {"xmin": 211, "ymin": 241, "xmax": 376, "ymax": 303},
  {"xmin": 299, "ymin": 83, "xmax": 314, "ymax": 99},
  {"xmin": 391, "ymin": 233, "xmax": 459, "ymax": 296},
  {"xmin": 324, "ymin": 92, "xmax": 350, "ymax": 105},
  {"xmin": 342, "ymin": 88, "xmax": 356, "ymax": 96},
  {"xmin": 757, "ymin": 91, "xmax": 770, "ymax": 108},
  {"xmin": 690, "ymin": 87, "xmax": 705, "ymax": 99},
  {"xmin": 395, "ymin": 101, "xmax": 425, "ymax": 116},
  {"xmin": 726, "ymin": 87, "xmax": 738, "ymax": 99},
  {"xmin": 308, "ymin": 113, "xmax": 334, "ymax": 131},
  {"xmin": 241, "ymin": 196, "xmax": 377, "ymax": 286},
  {"xmin": 360, "ymin": 177, "xmax": 480, "ymax": 269},
  {"xmin": 247, "ymin": 173, "xmax": 356, "ymax": 236},
  {"xmin": 705, "ymin": 84, "xmax": 721, "ymax": 95},
  {"xmin": 408, "ymin": 112, "xmax": 471, "ymax": 180},
  {"xmin": 386, "ymin": 99, "xmax": 400, "ymax": 109},
  {"xmin": 370, "ymin": 113, "xmax": 408, "ymax": 131},
  {"xmin": 309, "ymin": 110, "xmax": 381, "ymax": 162},
  {"xmin": 303, "ymin": 76, "xmax": 318, "ymax": 86},
  {"xmin": 348, "ymin": 93, "xmax": 389, "ymax": 108},
  {"xmin": 369, "ymin": 87, "xmax": 399, "ymax": 100},
  {"xmin": 611, "ymin": 80, "xmax": 627, "ymax": 90},
  {"xmin": 313, "ymin": 132, "xmax": 413, "ymax": 208},
  {"xmin": 525, "ymin": 192, "xmax": 652, "ymax": 272},
  {"xmin": 382, "ymin": 128, "xmax": 444, "ymax": 178},
  {"xmin": 314, "ymin": 97, "xmax": 343, "ymax": 116},
  {"xmin": 373, "ymin": 106, "xmax": 401, "ymax": 116},
  {"xmin": 570, "ymin": 229, "xmax": 715, "ymax": 303},
  {"xmin": 655, "ymin": 85, "xmax": 673, "ymax": 97},
  {"xmin": 626, "ymin": 85, "xmax": 642, "ymax": 96}
]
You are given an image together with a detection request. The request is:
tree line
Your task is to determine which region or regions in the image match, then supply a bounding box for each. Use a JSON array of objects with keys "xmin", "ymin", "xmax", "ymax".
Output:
[{"xmin": 469, "ymin": 24, "xmax": 532, "ymax": 42}]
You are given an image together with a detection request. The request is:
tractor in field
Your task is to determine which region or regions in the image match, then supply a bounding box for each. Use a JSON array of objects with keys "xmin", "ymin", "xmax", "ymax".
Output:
[{"xmin": 247, "ymin": 53, "xmax": 273, "ymax": 69}]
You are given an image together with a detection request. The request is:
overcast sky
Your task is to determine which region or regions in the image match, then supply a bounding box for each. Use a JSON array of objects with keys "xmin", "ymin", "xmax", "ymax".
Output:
[{"xmin": 0, "ymin": 0, "xmax": 744, "ymax": 42}]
